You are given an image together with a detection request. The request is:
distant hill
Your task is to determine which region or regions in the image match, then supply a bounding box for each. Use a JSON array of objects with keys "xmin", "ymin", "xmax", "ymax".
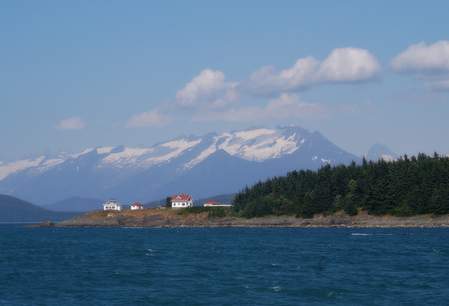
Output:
[
  {"xmin": 0, "ymin": 194, "xmax": 76, "ymax": 222},
  {"xmin": 43, "ymin": 196, "xmax": 103, "ymax": 212}
]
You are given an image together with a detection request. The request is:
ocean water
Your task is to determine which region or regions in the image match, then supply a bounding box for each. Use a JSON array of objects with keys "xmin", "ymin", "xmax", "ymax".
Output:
[{"xmin": 1, "ymin": 226, "xmax": 449, "ymax": 306}]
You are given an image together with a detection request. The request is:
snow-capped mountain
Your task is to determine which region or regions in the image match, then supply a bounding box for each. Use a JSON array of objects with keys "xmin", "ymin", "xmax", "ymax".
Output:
[
  {"xmin": 0, "ymin": 126, "xmax": 359, "ymax": 206},
  {"xmin": 366, "ymin": 144, "xmax": 398, "ymax": 162}
]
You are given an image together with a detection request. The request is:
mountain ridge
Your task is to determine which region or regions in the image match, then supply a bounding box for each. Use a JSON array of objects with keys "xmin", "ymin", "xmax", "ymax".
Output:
[
  {"xmin": 0, "ymin": 126, "xmax": 360, "ymax": 205},
  {"xmin": 0, "ymin": 194, "xmax": 76, "ymax": 222}
]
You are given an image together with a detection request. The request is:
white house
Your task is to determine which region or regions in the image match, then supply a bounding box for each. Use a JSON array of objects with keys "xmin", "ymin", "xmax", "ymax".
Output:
[
  {"xmin": 103, "ymin": 200, "xmax": 122, "ymax": 211},
  {"xmin": 203, "ymin": 200, "xmax": 232, "ymax": 207},
  {"xmin": 170, "ymin": 193, "xmax": 193, "ymax": 208},
  {"xmin": 130, "ymin": 202, "xmax": 144, "ymax": 210}
]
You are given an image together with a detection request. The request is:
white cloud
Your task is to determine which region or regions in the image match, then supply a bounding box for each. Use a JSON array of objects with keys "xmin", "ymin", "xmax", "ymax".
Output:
[
  {"xmin": 318, "ymin": 48, "xmax": 380, "ymax": 82},
  {"xmin": 56, "ymin": 117, "xmax": 86, "ymax": 130},
  {"xmin": 176, "ymin": 69, "xmax": 238, "ymax": 108},
  {"xmin": 193, "ymin": 93, "xmax": 325, "ymax": 122},
  {"xmin": 392, "ymin": 41, "xmax": 449, "ymax": 73},
  {"xmin": 246, "ymin": 47, "xmax": 380, "ymax": 95},
  {"xmin": 126, "ymin": 110, "xmax": 170, "ymax": 128},
  {"xmin": 129, "ymin": 48, "xmax": 379, "ymax": 128},
  {"xmin": 176, "ymin": 48, "xmax": 380, "ymax": 107},
  {"xmin": 392, "ymin": 41, "xmax": 449, "ymax": 91}
]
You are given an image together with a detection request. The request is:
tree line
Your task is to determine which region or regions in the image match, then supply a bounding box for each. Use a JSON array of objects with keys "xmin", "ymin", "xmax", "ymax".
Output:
[{"xmin": 233, "ymin": 153, "xmax": 449, "ymax": 218}]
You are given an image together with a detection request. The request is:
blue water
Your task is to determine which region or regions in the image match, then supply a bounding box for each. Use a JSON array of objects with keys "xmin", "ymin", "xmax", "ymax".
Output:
[{"xmin": 1, "ymin": 226, "xmax": 449, "ymax": 305}]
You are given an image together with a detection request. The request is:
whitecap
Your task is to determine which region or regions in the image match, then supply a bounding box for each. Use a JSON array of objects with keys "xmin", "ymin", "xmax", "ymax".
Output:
[
  {"xmin": 270, "ymin": 286, "xmax": 282, "ymax": 292},
  {"xmin": 327, "ymin": 291, "xmax": 336, "ymax": 297}
]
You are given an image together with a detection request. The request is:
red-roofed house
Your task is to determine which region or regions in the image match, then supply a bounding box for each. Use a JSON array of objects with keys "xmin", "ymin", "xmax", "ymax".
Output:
[
  {"xmin": 130, "ymin": 202, "xmax": 144, "ymax": 210},
  {"xmin": 170, "ymin": 193, "xmax": 193, "ymax": 208}
]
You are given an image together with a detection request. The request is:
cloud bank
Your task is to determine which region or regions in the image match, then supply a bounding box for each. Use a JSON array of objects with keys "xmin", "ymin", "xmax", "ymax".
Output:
[
  {"xmin": 392, "ymin": 41, "xmax": 449, "ymax": 73},
  {"xmin": 127, "ymin": 46, "xmax": 381, "ymax": 127},
  {"xmin": 56, "ymin": 117, "xmax": 86, "ymax": 130},
  {"xmin": 392, "ymin": 40, "xmax": 449, "ymax": 91},
  {"xmin": 176, "ymin": 69, "xmax": 238, "ymax": 108},
  {"xmin": 126, "ymin": 110, "xmax": 170, "ymax": 128},
  {"xmin": 245, "ymin": 47, "xmax": 380, "ymax": 95}
]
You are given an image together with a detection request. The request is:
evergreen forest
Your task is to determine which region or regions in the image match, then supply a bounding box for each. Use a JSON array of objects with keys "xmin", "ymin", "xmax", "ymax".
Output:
[{"xmin": 233, "ymin": 154, "xmax": 449, "ymax": 218}]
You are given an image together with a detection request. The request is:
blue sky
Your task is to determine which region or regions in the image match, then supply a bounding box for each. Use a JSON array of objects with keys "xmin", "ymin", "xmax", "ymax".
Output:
[{"xmin": 1, "ymin": 0, "xmax": 449, "ymax": 161}]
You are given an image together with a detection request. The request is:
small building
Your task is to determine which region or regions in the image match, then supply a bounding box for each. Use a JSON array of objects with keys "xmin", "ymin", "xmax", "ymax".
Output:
[
  {"xmin": 103, "ymin": 200, "xmax": 122, "ymax": 211},
  {"xmin": 203, "ymin": 200, "xmax": 233, "ymax": 208},
  {"xmin": 130, "ymin": 202, "xmax": 144, "ymax": 210},
  {"xmin": 170, "ymin": 193, "xmax": 193, "ymax": 208}
]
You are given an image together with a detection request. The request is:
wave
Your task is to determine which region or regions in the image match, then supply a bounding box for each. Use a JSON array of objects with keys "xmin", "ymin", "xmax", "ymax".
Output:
[{"xmin": 351, "ymin": 233, "xmax": 393, "ymax": 236}]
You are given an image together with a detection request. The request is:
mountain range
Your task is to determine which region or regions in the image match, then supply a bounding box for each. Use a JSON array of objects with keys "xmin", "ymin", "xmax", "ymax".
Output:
[{"xmin": 0, "ymin": 126, "xmax": 391, "ymax": 210}]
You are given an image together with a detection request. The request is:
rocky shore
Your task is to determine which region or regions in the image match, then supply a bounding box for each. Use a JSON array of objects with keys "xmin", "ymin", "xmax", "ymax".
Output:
[{"xmin": 45, "ymin": 208, "xmax": 449, "ymax": 228}]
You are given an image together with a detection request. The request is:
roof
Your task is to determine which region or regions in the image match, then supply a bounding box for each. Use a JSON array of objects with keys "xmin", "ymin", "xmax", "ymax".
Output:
[
  {"xmin": 131, "ymin": 202, "xmax": 143, "ymax": 206},
  {"xmin": 171, "ymin": 193, "xmax": 192, "ymax": 202},
  {"xmin": 205, "ymin": 200, "xmax": 218, "ymax": 205}
]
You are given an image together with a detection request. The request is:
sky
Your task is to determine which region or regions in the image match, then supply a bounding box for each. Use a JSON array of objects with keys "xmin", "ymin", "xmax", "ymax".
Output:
[{"xmin": 1, "ymin": 0, "xmax": 449, "ymax": 161}]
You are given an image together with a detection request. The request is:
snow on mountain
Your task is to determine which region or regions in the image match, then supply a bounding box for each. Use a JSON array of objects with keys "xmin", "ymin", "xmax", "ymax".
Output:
[
  {"xmin": 100, "ymin": 147, "xmax": 154, "ymax": 168},
  {"xmin": 96, "ymin": 138, "xmax": 204, "ymax": 169},
  {"xmin": 184, "ymin": 141, "xmax": 218, "ymax": 170},
  {"xmin": 366, "ymin": 144, "xmax": 398, "ymax": 162},
  {"xmin": 0, "ymin": 156, "xmax": 46, "ymax": 180},
  {"xmin": 96, "ymin": 146, "xmax": 115, "ymax": 154},
  {"xmin": 233, "ymin": 128, "xmax": 275, "ymax": 140},
  {"xmin": 70, "ymin": 148, "xmax": 94, "ymax": 159},
  {"xmin": 219, "ymin": 129, "xmax": 300, "ymax": 161},
  {"xmin": 0, "ymin": 126, "xmax": 360, "ymax": 205},
  {"xmin": 0, "ymin": 127, "xmax": 348, "ymax": 182},
  {"xmin": 142, "ymin": 138, "xmax": 202, "ymax": 167},
  {"xmin": 37, "ymin": 158, "xmax": 66, "ymax": 171},
  {"xmin": 183, "ymin": 129, "xmax": 302, "ymax": 169}
]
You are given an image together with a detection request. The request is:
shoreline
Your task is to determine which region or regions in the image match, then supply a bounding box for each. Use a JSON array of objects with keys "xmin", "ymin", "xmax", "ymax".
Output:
[{"xmin": 38, "ymin": 209, "xmax": 449, "ymax": 228}]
